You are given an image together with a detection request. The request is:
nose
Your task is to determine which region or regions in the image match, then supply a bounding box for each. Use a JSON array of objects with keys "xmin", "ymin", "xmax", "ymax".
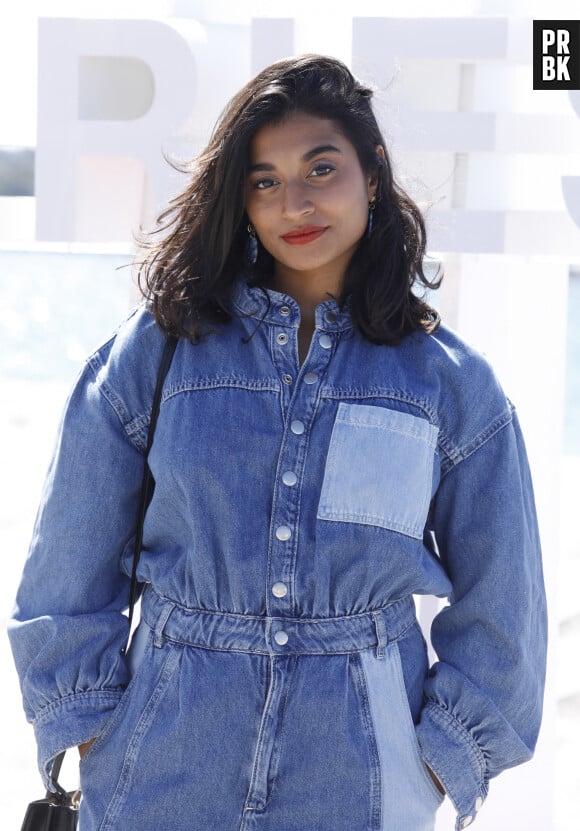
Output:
[{"xmin": 282, "ymin": 180, "xmax": 314, "ymax": 219}]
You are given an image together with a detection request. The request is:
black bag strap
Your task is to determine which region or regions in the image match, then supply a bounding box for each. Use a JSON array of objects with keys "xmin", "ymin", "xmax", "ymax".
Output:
[
  {"xmin": 48, "ymin": 334, "xmax": 178, "ymax": 797},
  {"xmin": 49, "ymin": 751, "xmax": 67, "ymax": 799},
  {"xmin": 125, "ymin": 334, "xmax": 178, "ymax": 645}
]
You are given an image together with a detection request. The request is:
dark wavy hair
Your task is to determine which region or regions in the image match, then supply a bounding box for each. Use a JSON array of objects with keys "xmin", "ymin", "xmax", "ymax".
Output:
[{"xmin": 138, "ymin": 54, "xmax": 441, "ymax": 344}]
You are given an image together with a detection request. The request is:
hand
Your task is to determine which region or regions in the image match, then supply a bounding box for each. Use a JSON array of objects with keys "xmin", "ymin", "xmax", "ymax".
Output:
[
  {"xmin": 426, "ymin": 764, "xmax": 445, "ymax": 795},
  {"xmin": 78, "ymin": 738, "xmax": 97, "ymax": 759}
]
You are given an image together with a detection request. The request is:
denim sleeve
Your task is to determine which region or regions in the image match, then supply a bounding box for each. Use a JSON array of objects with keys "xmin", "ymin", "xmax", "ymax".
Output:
[
  {"xmin": 416, "ymin": 408, "xmax": 547, "ymax": 830},
  {"xmin": 7, "ymin": 335, "xmax": 152, "ymax": 788}
]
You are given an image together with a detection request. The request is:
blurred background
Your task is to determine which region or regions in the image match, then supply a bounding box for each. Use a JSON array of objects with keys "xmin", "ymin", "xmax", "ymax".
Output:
[{"xmin": 1, "ymin": 1, "xmax": 578, "ymax": 829}]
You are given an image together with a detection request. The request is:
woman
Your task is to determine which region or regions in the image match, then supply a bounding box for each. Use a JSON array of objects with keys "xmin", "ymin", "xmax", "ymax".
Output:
[{"xmin": 9, "ymin": 55, "xmax": 546, "ymax": 831}]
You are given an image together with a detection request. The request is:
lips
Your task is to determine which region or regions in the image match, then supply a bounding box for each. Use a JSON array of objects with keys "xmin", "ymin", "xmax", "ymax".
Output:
[{"xmin": 281, "ymin": 226, "xmax": 327, "ymax": 245}]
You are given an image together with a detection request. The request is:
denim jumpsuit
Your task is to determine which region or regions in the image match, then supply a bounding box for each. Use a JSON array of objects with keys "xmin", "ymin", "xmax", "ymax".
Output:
[{"xmin": 9, "ymin": 279, "xmax": 547, "ymax": 831}]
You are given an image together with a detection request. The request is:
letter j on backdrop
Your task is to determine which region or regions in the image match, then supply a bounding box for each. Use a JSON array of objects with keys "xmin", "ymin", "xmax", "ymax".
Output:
[{"xmin": 533, "ymin": 20, "xmax": 580, "ymax": 89}]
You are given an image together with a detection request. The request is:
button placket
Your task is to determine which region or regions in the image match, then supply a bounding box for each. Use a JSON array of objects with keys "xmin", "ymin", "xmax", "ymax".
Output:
[
  {"xmin": 271, "ymin": 318, "xmax": 297, "ymax": 406},
  {"xmin": 266, "ymin": 415, "xmax": 305, "ymax": 618},
  {"xmin": 266, "ymin": 314, "xmax": 335, "ymax": 621},
  {"xmin": 268, "ymin": 313, "xmax": 303, "ymax": 614}
]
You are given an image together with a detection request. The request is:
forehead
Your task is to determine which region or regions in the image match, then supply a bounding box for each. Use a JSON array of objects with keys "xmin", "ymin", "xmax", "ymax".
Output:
[{"xmin": 248, "ymin": 112, "xmax": 354, "ymax": 162}]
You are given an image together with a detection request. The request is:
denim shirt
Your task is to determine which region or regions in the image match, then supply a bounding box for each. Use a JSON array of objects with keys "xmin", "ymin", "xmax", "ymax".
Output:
[{"xmin": 8, "ymin": 279, "xmax": 547, "ymax": 830}]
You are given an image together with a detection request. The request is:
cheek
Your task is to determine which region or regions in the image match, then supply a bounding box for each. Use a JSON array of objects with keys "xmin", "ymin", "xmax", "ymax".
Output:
[
  {"xmin": 245, "ymin": 196, "xmax": 267, "ymax": 230},
  {"xmin": 244, "ymin": 187, "xmax": 264, "ymax": 223},
  {"xmin": 344, "ymin": 193, "xmax": 370, "ymax": 236},
  {"xmin": 336, "ymin": 178, "xmax": 369, "ymax": 218},
  {"xmin": 247, "ymin": 209, "xmax": 279, "ymax": 248}
]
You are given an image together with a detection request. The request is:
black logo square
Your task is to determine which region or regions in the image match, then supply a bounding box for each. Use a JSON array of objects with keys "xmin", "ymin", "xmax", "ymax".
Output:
[{"xmin": 533, "ymin": 20, "xmax": 580, "ymax": 89}]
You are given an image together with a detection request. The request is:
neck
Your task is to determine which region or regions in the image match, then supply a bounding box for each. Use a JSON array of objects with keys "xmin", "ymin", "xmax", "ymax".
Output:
[{"xmin": 272, "ymin": 267, "xmax": 343, "ymax": 324}]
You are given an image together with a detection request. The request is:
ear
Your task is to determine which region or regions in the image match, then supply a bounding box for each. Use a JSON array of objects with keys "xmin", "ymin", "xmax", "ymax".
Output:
[{"xmin": 367, "ymin": 145, "xmax": 385, "ymax": 201}]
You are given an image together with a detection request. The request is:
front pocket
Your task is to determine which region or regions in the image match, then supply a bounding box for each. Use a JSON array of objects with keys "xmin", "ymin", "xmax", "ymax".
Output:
[
  {"xmin": 359, "ymin": 643, "xmax": 444, "ymax": 830},
  {"xmin": 79, "ymin": 623, "xmax": 155, "ymax": 770},
  {"xmin": 79, "ymin": 634, "xmax": 181, "ymax": 830},
  {"xmin": 317, "ymin": 403, "xmax": 438, "ymax": 539}
]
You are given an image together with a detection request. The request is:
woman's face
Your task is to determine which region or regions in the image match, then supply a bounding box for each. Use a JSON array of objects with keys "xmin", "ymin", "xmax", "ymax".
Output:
[{"xmin": 245, "ymin": 112, "xmax": 379, "ymax": 291}]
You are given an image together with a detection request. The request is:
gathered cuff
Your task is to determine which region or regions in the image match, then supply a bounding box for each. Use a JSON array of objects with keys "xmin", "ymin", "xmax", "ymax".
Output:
[
  {"xmin": 416, "ymin": 701, "xmax": 488, "ymax": 830},
  {"xmin": 33, "ymin": 689, "xmax": 124, "ymax": 790}
]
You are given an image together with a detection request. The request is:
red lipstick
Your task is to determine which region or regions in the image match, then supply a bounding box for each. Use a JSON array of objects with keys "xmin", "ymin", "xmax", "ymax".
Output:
[{"xmin": 281, "ymin": 226, "xmax": 327, "ymax": 245}]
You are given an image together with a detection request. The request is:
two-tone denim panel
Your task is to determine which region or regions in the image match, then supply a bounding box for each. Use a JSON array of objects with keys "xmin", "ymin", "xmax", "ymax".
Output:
[
  {"xmin": 318, "ymin": 403, "xmax": 439, "ymax": 539},
  {"xmin": 360, "ymin": 641, "xmax": 444, "ymax": 831}
]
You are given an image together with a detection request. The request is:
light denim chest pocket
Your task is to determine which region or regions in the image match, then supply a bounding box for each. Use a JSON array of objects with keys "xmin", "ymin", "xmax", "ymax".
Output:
[{"xmin": 317, "ymin": 403, "xmax": 438, "ymax": 539}]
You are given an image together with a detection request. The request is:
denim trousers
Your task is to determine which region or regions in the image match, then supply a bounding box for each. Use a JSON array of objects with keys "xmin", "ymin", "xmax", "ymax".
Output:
[{"xmin": 78, "ymin": 588, "xmax": 443, "ymax": 831}]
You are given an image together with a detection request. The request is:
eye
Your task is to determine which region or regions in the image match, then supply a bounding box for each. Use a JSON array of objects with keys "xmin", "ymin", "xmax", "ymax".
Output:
[
  {"xmin": 309, "ymin": 163, "xmax": 335, "ymax": 178},
  {"xmin": 252, "ymin": 177, "xmax": 278, "ymax": 190}
]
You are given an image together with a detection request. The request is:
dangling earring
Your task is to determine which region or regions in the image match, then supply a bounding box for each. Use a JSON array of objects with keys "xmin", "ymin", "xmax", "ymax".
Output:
[
  {"xmin": 367, "ymin": 198, "xmax": 376, "ymax": 238},
  {"xmin": 245, "ymin": 223, "xmax": 258, "ymax": 266}
]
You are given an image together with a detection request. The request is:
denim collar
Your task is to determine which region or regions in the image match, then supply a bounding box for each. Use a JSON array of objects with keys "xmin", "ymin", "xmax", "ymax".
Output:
[{"xmin": 231, "ymin": 276, "xmax": 354, "ymax": 333}]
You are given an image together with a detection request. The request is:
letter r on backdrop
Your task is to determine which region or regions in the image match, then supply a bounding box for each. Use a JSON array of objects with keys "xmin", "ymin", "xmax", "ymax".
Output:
[{"xmin": 36, "ymin": 18, "xmax": 197, "ymax": 241}]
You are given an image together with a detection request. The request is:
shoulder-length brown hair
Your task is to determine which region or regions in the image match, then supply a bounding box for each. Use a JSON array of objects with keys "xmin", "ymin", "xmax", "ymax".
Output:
[{"xmin": 138, "ymin": 54, "xmax": 441, "ymax": 344}]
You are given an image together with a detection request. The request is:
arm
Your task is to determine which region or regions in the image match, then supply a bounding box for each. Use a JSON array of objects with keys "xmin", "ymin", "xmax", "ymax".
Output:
[
  {"xmin": 416, "ymin": 408, "xmax": 547, "ymax": 830},
  {"xmin": 8, "ymin": 324, "xmax": 156, "ymax": 788}
]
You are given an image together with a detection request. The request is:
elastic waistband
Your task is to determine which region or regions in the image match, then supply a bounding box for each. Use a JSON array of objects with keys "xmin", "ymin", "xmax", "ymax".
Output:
[{"xmin": 140, "ymin": 587, "xmax": 416, "ymax": 656}]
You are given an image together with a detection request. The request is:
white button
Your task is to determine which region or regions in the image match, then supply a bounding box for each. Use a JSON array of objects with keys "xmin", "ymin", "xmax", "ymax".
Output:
[
  {"xmin": 282, "ymin": 374, "xmax": 293, "ymax": 385},
  {"xmin": 277, "ymin": 332, "xmax": 288, "ymax": 345},
  {"xmin": 304, "ymin": 372, "xmax": 317, "ymax": 384},
  {"xmin": 461, "ymin": 817, "xmax": 473, "ymax": 828},
  {"xmin": 475, "ymin": 798, "xmax": 483, "ymax": 812},
  {"xmin": 275, "ymin": 525, "xmax": 292, "ymax": 541},
  {"xmin": 282, "ymin": 471, "xmax": 298, "ymax": 486},
  {"xmin": 272, "ymin": 581, "xmax": 288, "ymax": 598},
  {"xmin": 319, "ymin": 334, "xmax": 332, "ymax": 349},
  {"xmin": 324, "ymin": 310, "xmax": 337, "ymax": 324},
  {"xmin": 291, "ymin": 420, "xmax": 305, "ymax": 435},
  {"xmin": 280, "ymin": 305, "xmax": 290, "ymax": 316},
  {"xmin": 274, "ymin": 630, "xmax": 289, "ymax": 645}
]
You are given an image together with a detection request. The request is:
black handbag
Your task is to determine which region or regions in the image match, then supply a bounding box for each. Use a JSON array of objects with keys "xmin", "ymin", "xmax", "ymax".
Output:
[
  {"xmin": 20, "ymin": 752, "xmax": 80, "ymax": 831},
  {"xmin": 19, "ymin": 335, "xmax": 178, "ymax": 831}
]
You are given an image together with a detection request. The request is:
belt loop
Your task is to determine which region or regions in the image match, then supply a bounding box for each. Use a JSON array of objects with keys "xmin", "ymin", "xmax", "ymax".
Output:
[
  {"xmin": 154, "ymin": 601, "xmax": 175, "ymax": 648},
  {"xmin": 372, "ymin": 611, "xmax": 387, "ymax": 659}
]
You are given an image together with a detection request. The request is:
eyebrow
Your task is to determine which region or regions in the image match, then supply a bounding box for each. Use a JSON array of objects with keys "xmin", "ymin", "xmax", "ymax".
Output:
[{"xmin": 248, "ymin": 144, "xmax": 342, "ymax": 174}]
